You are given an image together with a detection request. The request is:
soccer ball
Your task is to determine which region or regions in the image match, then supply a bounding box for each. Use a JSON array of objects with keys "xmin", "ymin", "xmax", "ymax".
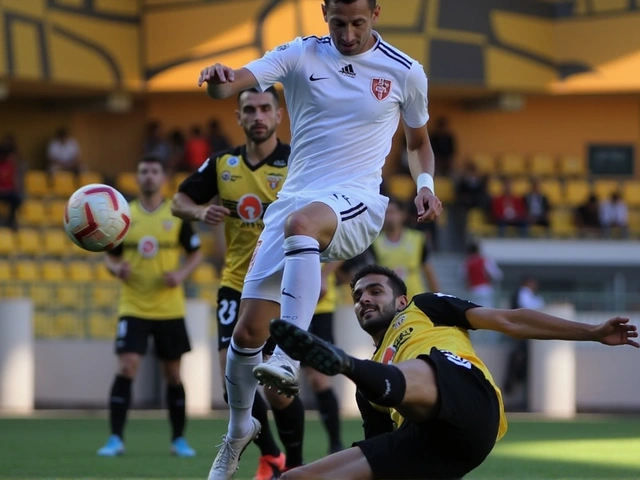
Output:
[{"xmin": 63, "ymin": 184, "xmax": 131, "ymax": 252}]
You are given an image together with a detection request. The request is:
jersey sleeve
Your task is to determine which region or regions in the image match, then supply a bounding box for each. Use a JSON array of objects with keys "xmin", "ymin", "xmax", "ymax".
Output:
[
  {"xmin": 244, "ymin": 37, "xmax": 303, "ymax": 91},
  {"xmin": 412, "ymin": 293, "xmax": 479, "ymax": 329},
  {"xmin": 178, "ymin": 156, "xmax": 219, "ymax": 205},
  {"xmin": 401, "ymin": 61, "xmax": 430, "ymax": 129},
  {"xmin": 178, "ymin": 220, "xmax": 201, "ymax": 253},
  {"xmin": 355, "ymin": 390, "xmax": 395, "ymax": 439}
]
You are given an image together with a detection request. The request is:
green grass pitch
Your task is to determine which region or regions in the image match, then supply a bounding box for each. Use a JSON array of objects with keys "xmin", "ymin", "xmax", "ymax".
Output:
[{"xmin": 0, "ymin": 415, "xmax": 639, "ymax": 479}]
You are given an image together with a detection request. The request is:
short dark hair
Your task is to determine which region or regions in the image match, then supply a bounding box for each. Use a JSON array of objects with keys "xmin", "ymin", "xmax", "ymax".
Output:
[
  {"xmin": 138, "ymin": 153, "xmax": 165, "ymax": 172},
  {"xmin": 324, "ymin": 0, "xmax": 376, "ymax": 9},
  {"xmin": 350, "ymin": 264, "xmax": 407, "ymax": 298},
  {"xmin": 237, "ymin": 86, "xmax": 280, "ymax": 106}
]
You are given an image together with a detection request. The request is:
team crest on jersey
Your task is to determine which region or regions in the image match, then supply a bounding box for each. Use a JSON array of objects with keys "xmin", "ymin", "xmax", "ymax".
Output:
[
  {"xmin": 392, "ymin": 315, "xmax": 406, "ymax": 330},
  {"xmin": 162, "ymin": 220, "xmax": 174, "ymax": 231},
  {"xmin": 138, "ymin": 235, "xmax": 159, "ymax": 259},
  {"xmin": 267, "ymin": 174, "xmax": 283, "ymax": 190},
  {"xmin": 237, "ymin": 194, "xmax": 263, "ymax": 223},
  {"xmin": 221, "ymin": 170, "xmax": 231, "ymax": 182},
  {"xmin": 227, "ymin": 156, "xmax": 240, "ymax": 167},
  {"xmin": 371, "ymin": 78, "xmax": 392, "ymax": 101}
]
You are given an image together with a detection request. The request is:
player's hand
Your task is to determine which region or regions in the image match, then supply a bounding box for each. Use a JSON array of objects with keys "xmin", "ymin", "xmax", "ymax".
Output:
[
  {"xmin": 199, "ymin": 204, "xmax": 231, "ymax": 226},
  {"xmin": 594, "ymin": 317, "xmax": 639, "ymax": 348},
  {"xmin": 198, "ymin": 63, "xmax": 235, "ymax": 87},
  {"xmin": 116, "ymin": 262, "xmax": 131, "ymax": 281},
  {"xmin": 164, "ymin": 271, "xmax": 184, "ymax": 288},
  {"xmin": 415, "ymin": 188, "xmax": 442, "ymax": 223}
]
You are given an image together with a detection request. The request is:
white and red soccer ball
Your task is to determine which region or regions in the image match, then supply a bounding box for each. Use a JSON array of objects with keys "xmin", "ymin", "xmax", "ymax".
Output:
[{"xmin": 63, "ymin": 184, "xmax": 131, "ymax": 252}]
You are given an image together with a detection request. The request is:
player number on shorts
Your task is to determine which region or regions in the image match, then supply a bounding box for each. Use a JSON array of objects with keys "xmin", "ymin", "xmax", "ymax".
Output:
[
  {"xmin": 218, "ymin": 299, "xmax": 238, "ymax": 326},
  {"xmin": 441, "ymin": 350, "xmax": 472, "ymax": 369},
  {"xmin": 117, "ymin": 320, "xmax": 127, "ymax": 338}
]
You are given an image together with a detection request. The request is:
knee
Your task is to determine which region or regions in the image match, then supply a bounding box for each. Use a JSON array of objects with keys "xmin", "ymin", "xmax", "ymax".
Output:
[
  {"xmin": 280, "ymin": 467, "xmax": 305, "ymax": 480},
  {"xmin": 164, "ymin": 368, "xmax": 182, "ymax": 386},
  {"xmin": 118, "ymin": 357, "xmax": 139, "ymax": 379},
  {"xmin": 232, "ymin": 321, "xmax": 267, "ymax": 349},
  {"xmin": 284, "ymin": 211, "xmax": 315, "ymax": 238}
]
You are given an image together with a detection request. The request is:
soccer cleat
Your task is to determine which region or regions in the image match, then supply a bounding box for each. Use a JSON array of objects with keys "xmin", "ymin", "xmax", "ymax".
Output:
[
  {"xmin": 96, "ymin": 434, "xmax": 125, "ymax": 457},
  {"xmin": 268, "ymin": 319, "xmax": 353, "ymax": 376},
  {"xmin": 171, "ymin": 436, "xmax": 196, "ymax": 457},
  {"xmin": 208, "ymin": 417, "xmax": 261, "ymax": 480},
  {"xmin": 253, "ymin": 452, "xmax": 286, "ymax": 480},
  {"xmin": 252, "ymin": 351, "xmax": 300, "ymax": 397}
]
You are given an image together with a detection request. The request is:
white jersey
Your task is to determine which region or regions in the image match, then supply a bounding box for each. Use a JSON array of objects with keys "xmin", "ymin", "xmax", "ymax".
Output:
[{"xmin": 245, "ymin": 32, "xmax": 429, "ymax": 197}]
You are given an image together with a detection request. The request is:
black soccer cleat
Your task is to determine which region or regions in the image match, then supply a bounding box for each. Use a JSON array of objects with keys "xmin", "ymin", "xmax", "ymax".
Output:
[{"xmin": 269, "ymin": 319, "xmax": 353, "ymax": 376}]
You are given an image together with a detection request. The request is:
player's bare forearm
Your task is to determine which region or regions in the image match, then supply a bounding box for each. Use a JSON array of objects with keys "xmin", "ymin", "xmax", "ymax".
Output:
[
  {"xmin": 171, "ymin": 192, "xmax": 204, "ymax": 222},
  {"xmin": 104, "ymin": 253, "xmax": 124, "ymax": 276},
  {"xmin": 406, "ymin": 140, "xmax": 435, "ymax": 181},
  {"xmin": 177, "ymin": 250, "xmax": 203, "ymax": 283}
]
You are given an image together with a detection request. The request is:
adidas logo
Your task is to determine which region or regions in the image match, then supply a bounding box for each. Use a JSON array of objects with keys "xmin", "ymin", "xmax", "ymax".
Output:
[{"xmin": 339, "ymin": 64, "xmax": 356, "ymax": 78}]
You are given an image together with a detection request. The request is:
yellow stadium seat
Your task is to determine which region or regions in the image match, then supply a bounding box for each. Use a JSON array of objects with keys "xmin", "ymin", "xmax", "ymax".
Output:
[
  {"xmin": 564, "ymin": 179, "xmax": 591, "ymax": 207},
  {"xmin": 43, "ymin": 229, "xmax": 69, "ymax": 257},
  {"xmin": 622, "ymin": 181, "xmax": 640, "ymax": 208},
  {"xmin": 52, "ymin": 312, "xmax": 84, "ymax": 338},
  {"xmin": 46, "ymin": 200, "xmax": 68, "ymax": 227},
  {"xmin": 88, "ymin": 312, "xmax": 116, "ymax": 339},
  {"xmin": 95, "ymin": 263, "xmax": 114, "ymax": 281},
  {"xmin": 67, "ymin": 261, "xmax": 95, "ymax": 281},
  {"xmin": 16, "ymin": 229, "xmax": 43, "ymax": 257},
  {"xmin": 24, "ymin": 171, "xmax": 49, "ymax": 198},
  {"xmin": 41, "ymin": 260, "xmax": 66, "ymax": 281},
  {"xmin": 0, "ymin": 228, "xmax": 16, "ymax": 256},
  {"xmin": 92, "ymin": 282, "xmax": 119, "ymax": 308},
  {"xmin": 15, "ymin": 260, "xmax": 39, "ymax": 280},
  {"xmin": 0, "ymin": 260, "xmax": 12, "ymax": 280},
  {"xmin": 116, "ymin": 172, "xmax": 138, "ymax": 197},
  {"xmin": 51, "ymin": 171, "xmax": 78, "ymax": 198},
  {"xmin": 31, "ymin": 283, "xmax": 54, "ymax": 308},
  {"xmin": 467, "ymin": 208, "xmax": 497, "ymax": 237},
  {"xmin": 628, "ymin": 209, "xmax": 640, "ymax": 237},
  {"xmin": 469, "ymin": 154, "xmax": 495, "ymax": 175},
  {"xmin": 69, "ymin": 242, "xmax": 93, "ymax": 258},
  {"xmin": 434, "ymin": 177, "xmax": 454, "ymax": 204},
  {"xmin": 529, "ymin": 154, "xmax": 556, "ymax": 177},
  {"xmin": 487, "ymin": 177, "xmax": 503, "ymax": 197},
  {"xmin": 19, "ymin": 199, "xmax": 47, "ymax": 227},
  {"xmin": 33, "ymin": 311, "xmax": 55, "ymax": 338},
  {"xmin": 593, "ymin": 179, "xmax": 621, "ymax": 201},
  {"xmin": 191, "ymin": 263, "xmax": 217, "ymax": 284},
  {"xmin": 57, "ymin": 283, "xmax": 85, "ymax": 308},
  {"xmin": 550, "ymin": 209, "xmax": 577, "ymax": 238},
  {"xmin": 499, "ymin": 153, "xmax": 527, "ymax": 177},
  {"xmin": 386, "ymin": 175, "xmax": 414, "ymax": 202},
  {"xmin": 539, "ymin": 179, "xmax": 564, "ymax": 207},
  {"xmin": 559, "ymin": 155, "xmax": 586, "ymax": 177},
  {"xmin": 510, "ymin": 177, "xmax": 530, "ymax": 197},
  {"xmin": 79, "ymin": 171, "xmax": 104, "ymax": 187}
]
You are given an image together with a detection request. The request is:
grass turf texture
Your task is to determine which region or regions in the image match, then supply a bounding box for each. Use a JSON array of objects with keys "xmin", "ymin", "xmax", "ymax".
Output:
[{"xmin": 0, "ymin": 416, "xmax": 639, "ymax": 479}]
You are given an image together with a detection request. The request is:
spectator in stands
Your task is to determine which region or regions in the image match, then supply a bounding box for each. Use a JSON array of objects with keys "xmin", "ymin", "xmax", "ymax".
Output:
[
  {"xmin": 0, "ymin": 145, "xmax": 22, "ymax": 230},
  {"xmin": 491, "ymin": 178, "xmax": 528, "ymax": 237},
  {"xmin": 429, "ymin": 117, "xmax": 456, "ymax": 176},
  {"xmin": 576, "ymin": 193, "xmax": 602, "ymax": 237},
  {"xmin": 143, "ymin": 121, "xmax": 170, "ymax": 165},
  {"xmin": 524, "ymin": 178, "xmax": 550, "ymax": 229},
  {"xmin": 47, "ymin": 127, "xmax": 83, "ymax": 173},
  {"xmin": 167, "ymin": 129, "xmax": 187, "ymax": 174},
  {"xmin": 461, "ymin": 242, "xmax": 503, "ymax": 307},
  {"xmin": 184, "ymin": 126, "xmax": 210, "ymax": 171},
  {"xmin": 455, "ymin": 160, "xmax": 489, "ymax": 211},
  {"xmin": 600, "ymin": 191, "xmax": 628, "ymax": 238},
  {"xmin": 207, "ymin": 119, "xmax": 231, "ymax": 154}
]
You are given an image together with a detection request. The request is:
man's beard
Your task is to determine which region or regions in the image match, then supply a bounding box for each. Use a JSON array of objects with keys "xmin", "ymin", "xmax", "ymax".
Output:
[
  {"xmin": 245, "ymin": 126, "xmax": 275, "ymax": 144},
  {"xmin": 360, "ymin": 301, "xmax": 397, "ymax": 337}
]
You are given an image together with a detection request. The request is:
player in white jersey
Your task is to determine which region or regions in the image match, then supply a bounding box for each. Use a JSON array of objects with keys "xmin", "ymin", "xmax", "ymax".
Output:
[{"xmin": 197, "ymin": 1, "xmax": 442, "ymax": 478}]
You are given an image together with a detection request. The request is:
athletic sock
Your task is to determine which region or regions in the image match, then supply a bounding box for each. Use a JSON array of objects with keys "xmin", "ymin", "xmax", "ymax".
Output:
[
  {"xmin": 251, "ymin": 391, "xmax": 281, "ymax": 457},
  {"xmin": 166, "ymin": 383, "xmax": 186, "ymax": 440},
  {"xmin": 346, "ymin": 359, "xmax": 407, "ymax": 408},
  {"xmin": 272, "ymin": 396, "xmax": 305, "ymax": 468},
  {"xmin": 109, "ymin": 375, "xmax": 132, "ymax": 439},
  {"xmin": 315, "ymin": 388, "xmax": 342, "ymax": 450},
  {"xmin": 226, "ymin": 340, "xmax": 263, "ymax": 438}
]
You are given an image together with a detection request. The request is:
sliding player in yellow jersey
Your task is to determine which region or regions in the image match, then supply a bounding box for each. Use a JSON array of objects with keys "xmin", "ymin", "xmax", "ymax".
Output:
[{"xmin": 270, "ymin": 265, "xmax": 638, "ymax": 480}]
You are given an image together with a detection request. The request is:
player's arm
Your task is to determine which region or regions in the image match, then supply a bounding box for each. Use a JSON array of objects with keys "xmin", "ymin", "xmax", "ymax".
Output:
[
  {"xmin": 466, "ymin": 307, "xmax": 639, "ymax": 348},
  {"xmin": 199, "ymin": 67, "xmax": 259, "ymax": 100},
  {"xmin": 104, "ymin": 245, "xmax": 130, "ymax": 280}
]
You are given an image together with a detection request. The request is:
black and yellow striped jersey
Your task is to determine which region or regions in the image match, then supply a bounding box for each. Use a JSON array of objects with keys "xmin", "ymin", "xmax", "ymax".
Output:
[
  {"xmin": 178, "ymin": 142, "xmax": 290, "ymax": 291},
  {"xmin": 109, "ymin": 200, "xmax": 200, "ymax": 319}
]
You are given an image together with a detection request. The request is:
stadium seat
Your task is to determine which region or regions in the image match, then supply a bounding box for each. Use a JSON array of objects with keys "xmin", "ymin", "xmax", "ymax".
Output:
[
  {"xmin": 434, "ymin": 177, "xmax": 454, "ymax": 204},
  {"xmin": 67, "ymin": 261, "xmax": 95, "ymax": 281},
  {"xmin": 57, "ymin": 283, "xmax": 85, "ymax": 308},
  {"xmin": 79, "ymin": 171, "xmax": 104, "ymax": 187},
  {"xmin": 19, "ymin": 199, "xmax": 47, "ymax": 227},
  {"xmin": 550, "ymin": 209, "xmax": 577, "ymax": 237},
  {"xmin": 24, "ymin": 171, "xmax": 50, "ymax": 198},
  {"xmin": 498, "ymin": 153, "xmax": 527, "ymax": 177},
  {"xmin": 564, "ymin": 179, "xmax": 591, "ymax": 207},
  {"xmin": 622, "ymin": 181, "xmax": 640, "ymax": 208},
  {"xmin": 529, "ymin": 154, "xmax": 556, "ymax": 177},
  {"xmin": 191, "ymin": 263, "xmax": 218, "ymax": 284},
  {"xmin": 52, "ymin": 312, "xmax": 84, "ymax": 338},
  {"xmin": 92, "ymin": 282, "xmax": 118, "ymax": 308},
  {"xmin": 628, "ymin": 209, "xmax": 640, "ymax": 237},
  {"xmin": 33, "ymin": 311, "xmax": 54, "ymax": 338},
  {"xmin": 0, "ymin": 260, "xmax": 12, "ymax": 281},
  {"xmin": 0, "ymin": 228, "xmax": 16, "ymax": 256},
  {"xmin": 88, "ymin": 312, "xmax": 116, "ymax": 339},
  {"xmin": 467, "ymin": 208, "xmax": 497, "ymax": 237},
  {"xmin": 41, "ymin": 260, "xmax": 66, "ymax": 281},
  {"xmin": 51, "ymin": 171, "xmax": 77, "ymax": 198},
  {"xmin": 43, "ymin": 229, "xmax": 69, "ymax": 257},
  {"xmin": 15, "ymin": 260, "xmax": 39, "ymax": 280},
  {"xmin": 593, "ymin": 179, "xmax": 621, "ymax": 201},
  {"xmin": 69, "ymin": 241, "xmax": 93, "ymax": 258},
  {"xmin": 46, "ymin": 200, "xmax": 68, "ymax": 227},
  {"xmin": 95, "ymin": 263, "xmax": 114, "ymax": 281},
  {"xmin": 16, "ymin": 229, "xmax": 43, "ymax": 257},
  {"xmin": 469, "ymin": 154, "xmax": 495, "ymax": 175},
  {"xmin": 559, "ymin": 155, "xmax": 586, "ymax": 177},
  {"xmin": 386, "ymin": 175, "xmax": 414, "ymax": 202},
  {"xmin": 116, "ymin": 172, "xmax": 138, "ymax": 198},
  {"xmin": 539, "ymin": 179, "xmax": 564, "ymax": 207},
  {"xmin": 487, "ymin": 177, "xmax": 504, "ymax": 197},
  {"xmin": 510, "ymin": 177, "xmax": 530, "ymax": 197}
]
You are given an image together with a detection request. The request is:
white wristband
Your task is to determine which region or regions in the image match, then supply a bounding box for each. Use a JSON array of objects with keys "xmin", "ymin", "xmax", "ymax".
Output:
[{"xmin": 416, "ymin": 173, "xmax": 435, "ymax": 194}]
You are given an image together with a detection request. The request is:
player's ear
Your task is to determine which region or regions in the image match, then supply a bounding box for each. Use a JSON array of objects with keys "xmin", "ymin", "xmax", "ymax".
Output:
[
  {"xmin": 321, "ymin": 3, "xmax": 328, "ymax": 22},
  {"xmin": 235, "ymin": 109, "xmax": 241, "ymax": 125},
  {"xmin": 276, "ymin": 107, "xmax": 283, "ymax": 124},
  {"xmin": 371, "ymin": 4, "xmax": 381, "ymax": 24},
  {"xmin": 396, "ymin": 295, "xmax": 408, "ymax": 311}
]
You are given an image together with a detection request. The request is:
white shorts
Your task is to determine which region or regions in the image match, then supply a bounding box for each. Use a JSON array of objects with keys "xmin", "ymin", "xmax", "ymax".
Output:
[{"xmin": 242, "ymin": 190, "xmax": 388, "ymax": 302}]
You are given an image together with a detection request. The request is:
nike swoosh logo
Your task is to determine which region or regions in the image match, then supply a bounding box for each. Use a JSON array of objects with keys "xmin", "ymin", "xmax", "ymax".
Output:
[
  {"xmin": 224, "ymin": 374, "xmax": 238, "ymax": 387},
  {"xmin": 282, "ymin": 288, "xmax": 297, "ymax": 299},
  {"xmin": 221, "ymin": 336, "xmax": 232, "ymax": 343},
  {"xmin": 309, "ymin": 74, "xmax": 329, "ymax": 82}
]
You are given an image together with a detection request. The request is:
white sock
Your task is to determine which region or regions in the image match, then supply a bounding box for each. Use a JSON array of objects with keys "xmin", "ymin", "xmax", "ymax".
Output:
[
  {"xmin": 226, "ymin": 339, "xmax": 263, "ymax": 438},
  {"xmin": 277, "ymin": 235, "xmax": 321, "ymax": 363}
]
